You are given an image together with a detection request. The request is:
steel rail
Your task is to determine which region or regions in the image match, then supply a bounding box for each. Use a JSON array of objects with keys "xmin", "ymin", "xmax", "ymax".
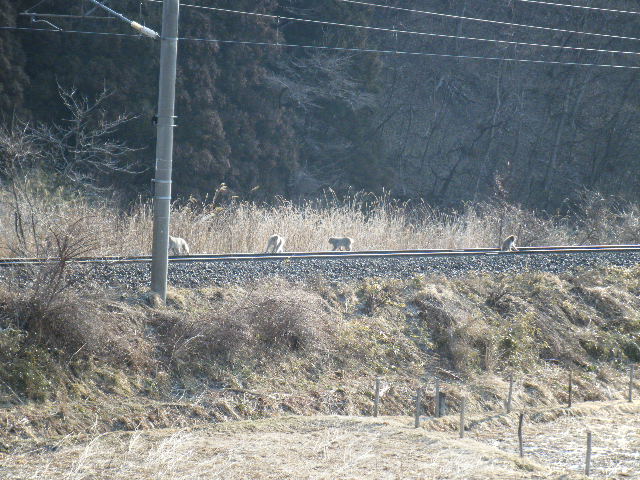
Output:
[{"xmin": 1, "ymin": 244, "xmax": 639, "ymax": 266}]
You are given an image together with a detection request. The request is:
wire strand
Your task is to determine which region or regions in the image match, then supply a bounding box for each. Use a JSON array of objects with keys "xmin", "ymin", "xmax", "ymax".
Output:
[
  {"xmin": 0, "ymin": 25, "xmax": 142, "ymax": 38},
  {"xmin": 513, "ymin": 0, "xmax": 640, "ymax": 16},
  {"xmin": 2, "ymin": 25, "xmax": 639, "ymax": 69},
  {"xmin": 336, "ymin": 0, "xmax": 640, "ymax": 43},
  {"xmin": 177, "ymin": 35, "xmax": 640, "ymax": 69},
  {"xmin": 162, "ymin": 1, "xmax": 640, "ymax": 57}
]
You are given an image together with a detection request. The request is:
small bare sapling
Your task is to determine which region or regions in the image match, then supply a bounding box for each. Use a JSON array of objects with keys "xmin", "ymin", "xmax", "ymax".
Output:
[
  {"xmin": 169, "ymin": 235, "xmax": 190, "ymax": 255},
  {"xmin": 265, "ymin": 234, "xmax": 285, "ymax": 253},
  {"xmin": 328, "ymin": 237, "xmax": 353, "ymax": 251},
  {"xmin": 501, "ymin": 235, "xmax": 517, "ymax": 252}
]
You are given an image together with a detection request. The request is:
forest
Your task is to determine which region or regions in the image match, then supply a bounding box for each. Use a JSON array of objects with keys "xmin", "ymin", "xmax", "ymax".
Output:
[{"xmin": 1, "ymin": 0, "xmax": 639, "ymax": 210}]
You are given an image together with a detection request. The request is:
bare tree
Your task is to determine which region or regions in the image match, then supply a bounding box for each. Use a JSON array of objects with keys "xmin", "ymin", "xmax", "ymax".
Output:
[
  {"xmin": 27, "ymin": 84, "xmax": 141, "ymax": 190},
  {"xmin": 0, "ymin": 85, "xmax": 138, "ymax": 257}
]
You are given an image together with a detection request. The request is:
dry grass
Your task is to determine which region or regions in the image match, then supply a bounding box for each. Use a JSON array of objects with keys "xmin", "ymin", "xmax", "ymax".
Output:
[
  {"xmin": 2, "ymin": 188, "xmax": 640, "ymax": 258},
  {"xmin": 468, "ymin": 401, "xmax": 640, "ymax": 478},
  {"xmin": 2, "ymin": 267, "xmax": 640, "ymax": 478},
  {"xmin": 150, "ymin": 280, "xmax": 339, "ymax": 369},
  {"xmin": 7, "ymin": 401, "xmax": 640, "ymax": 479},
  {"xmin": 3, "ymin": 265, "xmax": 640, "ymax": 409},
  {"xmin": 0, "ymin": 290, "xmax": 147, "ymax": 361},
  {"xmin": 0, "ymin": 416, "xmax": 556, "ymax": 479},
  {"xmin": 2, "ymin": 183, "xmax": 640, "ymax": 477}
]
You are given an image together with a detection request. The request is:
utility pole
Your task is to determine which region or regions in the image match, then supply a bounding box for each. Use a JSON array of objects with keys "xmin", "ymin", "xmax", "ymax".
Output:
[{"xmin": 151, "ymin": 0, "xmax": 180, "ymax": 302}]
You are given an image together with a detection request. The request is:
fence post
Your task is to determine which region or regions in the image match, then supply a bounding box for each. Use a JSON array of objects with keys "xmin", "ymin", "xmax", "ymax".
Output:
[
  {"xmin": 518, "ymin": 412, "xmax": 524, "ymax": 457},
  {"xmin": 459, "ymin": 398, "xmax": 465, "ymax": 438},
  {"xmin": 506, "ymin": 374, "xmax": 514, "ymax": 413},
  {"xmin": 439, "ymin": 392, "xmax": 447, "ymax": 416},
  {"xmin": 585, "ymin": 430, "xmax": 592, "ymax": 476},
  {"xmin": 434, "ymin": 378, "xmax": 441, "ymax": 417},
  {"xmin": 629, "ymin": 364, "xmax": 635, "ymax": 403},
  {"xmin": 415, "ymin": 387, "xmax": 422, "ymax": 428},
  {"xmin": 374, "ymin": 377, "xmax": 380, "ymax": 417}
]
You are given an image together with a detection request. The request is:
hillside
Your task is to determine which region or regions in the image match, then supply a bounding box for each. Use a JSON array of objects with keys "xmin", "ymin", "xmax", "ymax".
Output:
[
  {"xmin": 1, "ymin": 186, "xmax": 639, "ymax": 477},
  {"xmin": 2, "ymin": 0, "xmax": 640, "ymax": 208},
  {"xmin": 1, "ymin": 265, "xmax": 640, "ymax": 477},
  {"xmin": 2, "ymin": 1, "xmax": 640, "ymax": 476}
]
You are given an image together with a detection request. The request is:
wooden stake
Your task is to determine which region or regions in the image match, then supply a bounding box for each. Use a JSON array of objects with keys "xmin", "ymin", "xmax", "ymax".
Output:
[
  {"xmin": 435, "ymin": 378, "xmax": 441, "ymax": 417},
  {"xmin": 506, "ymin": 374, "xmax": 514, "ymax": 413},
  {"xmin": 459, "ymin": 398, "xmax": 465, "ymax": 438},
  {"xmin": 415, "ymin": 388, "xmax": 422, "ymax": 428},
  {"xmin": 568, "ymin": 371, "xmax": 573, "ymax": 408},
  {"xmin": 629, "ymin": 364, "xmax": 635, "ymax": 403},
  {"xmin": 374, "ymin": 377, "xmax": 380, "ymax": 417},
  {"xmin": 518, "ymin": 413, "xmax": 524, "ymax": 457},
  {"xmin": 439, "ymin": 392, "xmax": 447, "ymax": 416},
  {"xmin": 585, "ymin": 430, "xmax": 592, "ymax": 476}
]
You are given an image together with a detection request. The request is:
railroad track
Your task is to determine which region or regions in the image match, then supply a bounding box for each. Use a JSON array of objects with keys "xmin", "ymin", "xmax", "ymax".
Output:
[{"xmin": 2, "ymin": 244, "xmax": 640, "ymax": 265}]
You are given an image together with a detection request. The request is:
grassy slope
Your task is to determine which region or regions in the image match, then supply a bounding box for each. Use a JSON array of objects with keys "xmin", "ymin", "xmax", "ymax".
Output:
[{"xmin": 2, "ymin": 265, "xmax": 640, "ymax": 453}]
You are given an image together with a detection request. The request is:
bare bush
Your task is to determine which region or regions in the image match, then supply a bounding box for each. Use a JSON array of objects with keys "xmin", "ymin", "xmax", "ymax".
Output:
[
  {"xmin": 0, "ymin": 288, "xmax": 150, "ymax": 369},
  {"xmin": 241, "ymin": 283, "xmax": 334, "ymax": 352},
  {"xmin": 570, "ymin": 190, "xmax": 640, "ymax": 244},
  {"xmin": 0, "ymin": 85, "xmax": 138, "ymax": 258},
  {"xmin": 0, "ymin": 196, "xmax": 148, "ymax": 368},
  {"xmin": 150, "ymin": 281, "xmax": 337, "ymax": 369}
]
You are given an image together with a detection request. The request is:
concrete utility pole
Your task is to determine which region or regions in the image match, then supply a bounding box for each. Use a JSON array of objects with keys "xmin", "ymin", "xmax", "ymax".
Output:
[{"xmin": 151, "ymin": 0, "xmax": 180, "ymax": 302}]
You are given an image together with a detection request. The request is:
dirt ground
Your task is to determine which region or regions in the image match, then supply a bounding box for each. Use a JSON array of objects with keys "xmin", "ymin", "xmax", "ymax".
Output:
[{"xmin": 1, "ymin": 401, "xmax": 638, "ymax": 479}]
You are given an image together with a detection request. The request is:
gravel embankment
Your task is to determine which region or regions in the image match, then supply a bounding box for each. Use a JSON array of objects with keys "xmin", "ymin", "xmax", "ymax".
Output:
[{"xmin": 4, "ymin": 251, "xmax": 639, "ymax": 291}]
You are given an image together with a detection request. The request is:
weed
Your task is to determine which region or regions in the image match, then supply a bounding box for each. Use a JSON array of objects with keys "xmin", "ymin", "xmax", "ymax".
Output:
[{"xmin": 2, "ymin": 186, "xmax": 639, "ymax": 257}]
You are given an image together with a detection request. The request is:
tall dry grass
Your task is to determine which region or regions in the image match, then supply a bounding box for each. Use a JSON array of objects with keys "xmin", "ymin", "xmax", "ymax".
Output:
[
  {"xmin": 12, "ymin": 411, "xmax": 625, "ymax": 479},
  {"xmin": 1, "ymin": 188, "xmax": 639, "ymax": 257}
]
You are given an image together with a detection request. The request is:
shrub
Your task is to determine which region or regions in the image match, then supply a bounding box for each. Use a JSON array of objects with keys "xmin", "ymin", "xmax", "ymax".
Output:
[
  {"xmin": 150, "ymin": 280, "xmax": 338, "ymax": 370},
  {"xmin": 0, "ymin": 328, "xmax": 56, "ymax": 401},
  {"xmin": 0, "ymin": 287, "xmax": 151, "ymax": 369},
  {"xmin": 242, "ymin": 283, "xmax": 335, "ymax": 352}
]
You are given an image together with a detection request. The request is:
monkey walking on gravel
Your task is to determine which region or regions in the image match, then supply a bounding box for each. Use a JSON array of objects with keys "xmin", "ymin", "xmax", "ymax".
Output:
[
  {"xmin": 501, "ymin": 235, "xmax": 518, "ymax": 252},
  {"xmin": 169, "ymin": 235, "xmax": 190, "ymax": 255},
  {"xmin": 328, "ymin": 237, "xmax": 353, "ymax": 251},
  {"xmin": 265, "ymin": 234, "xmax": 286, "ymax": 253}
]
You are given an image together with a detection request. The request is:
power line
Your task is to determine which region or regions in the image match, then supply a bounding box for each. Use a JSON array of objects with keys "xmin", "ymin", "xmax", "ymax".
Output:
[
  {"xmin": 513, "ymin": 0, "xmax": 640, "ymax": 16},
  {"xmin": 179, "ymin": 36, "xmax": 640, "ymax": 69},
  {"xmin": 0, "ymin": 25, "xmax": 142, "ymax": 38},
  {"xmin": 163, "ymin": 1, "xmax": 640, "ymax": 57},
  {"xmin": 336, "ymin": 0, "xmax": 640, "ymax": 43},
  {"xmin": 2, "ymin": 24, "xmax": 640, "ymax": 69}
]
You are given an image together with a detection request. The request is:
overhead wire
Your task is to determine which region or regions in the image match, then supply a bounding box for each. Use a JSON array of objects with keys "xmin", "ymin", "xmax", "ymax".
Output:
[
  {"xmin": 161, "ymin": 1, "xmax": 640, "ymax": 58},
  {"xmin": 335, "ymin": 0, "xmax": 640, "ymax": 42},
  {"xmin": 0, "ymin": 24, "xmax": 141, "ymax": 38},
  {"xmin": 3, "ymin": 2, "xmax": 640, "ymax": 71},
  {"xmin": 174, "ymin": 36, "xmax": 640, "ymax": 69},
  {"xmin": 1, "ymin": 25, "xmax": 640, "ymax": 69},
  {"xmin": 513, "ymin": 0, "xmax": 640, "ymax": 16},
  {"xmin": 170, "ymin": 35, "xmax": 637, "ymax": 68}
]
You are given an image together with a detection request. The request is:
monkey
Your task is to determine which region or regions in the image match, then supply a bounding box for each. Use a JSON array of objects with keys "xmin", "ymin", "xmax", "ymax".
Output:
[
  {"xmin": 265, "ymin": 234, "xmax": 285, "ymax": 254},
  {"xmin": 169, "ymin": 235, "xmax": 190, "ymax": 255},
  {"xmin": 328, "ymin": 236, "xmax": 353, "ymax": 251},
  {"xmin": 500, "ymin": 234, "xmax": 517, "ymax": 252}
]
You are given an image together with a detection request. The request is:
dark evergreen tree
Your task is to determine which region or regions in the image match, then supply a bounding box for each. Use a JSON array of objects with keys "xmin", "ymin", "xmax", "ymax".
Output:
[{"xmin": 1, "ymin": 0, "xmax": 639, "ymax": 209}]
